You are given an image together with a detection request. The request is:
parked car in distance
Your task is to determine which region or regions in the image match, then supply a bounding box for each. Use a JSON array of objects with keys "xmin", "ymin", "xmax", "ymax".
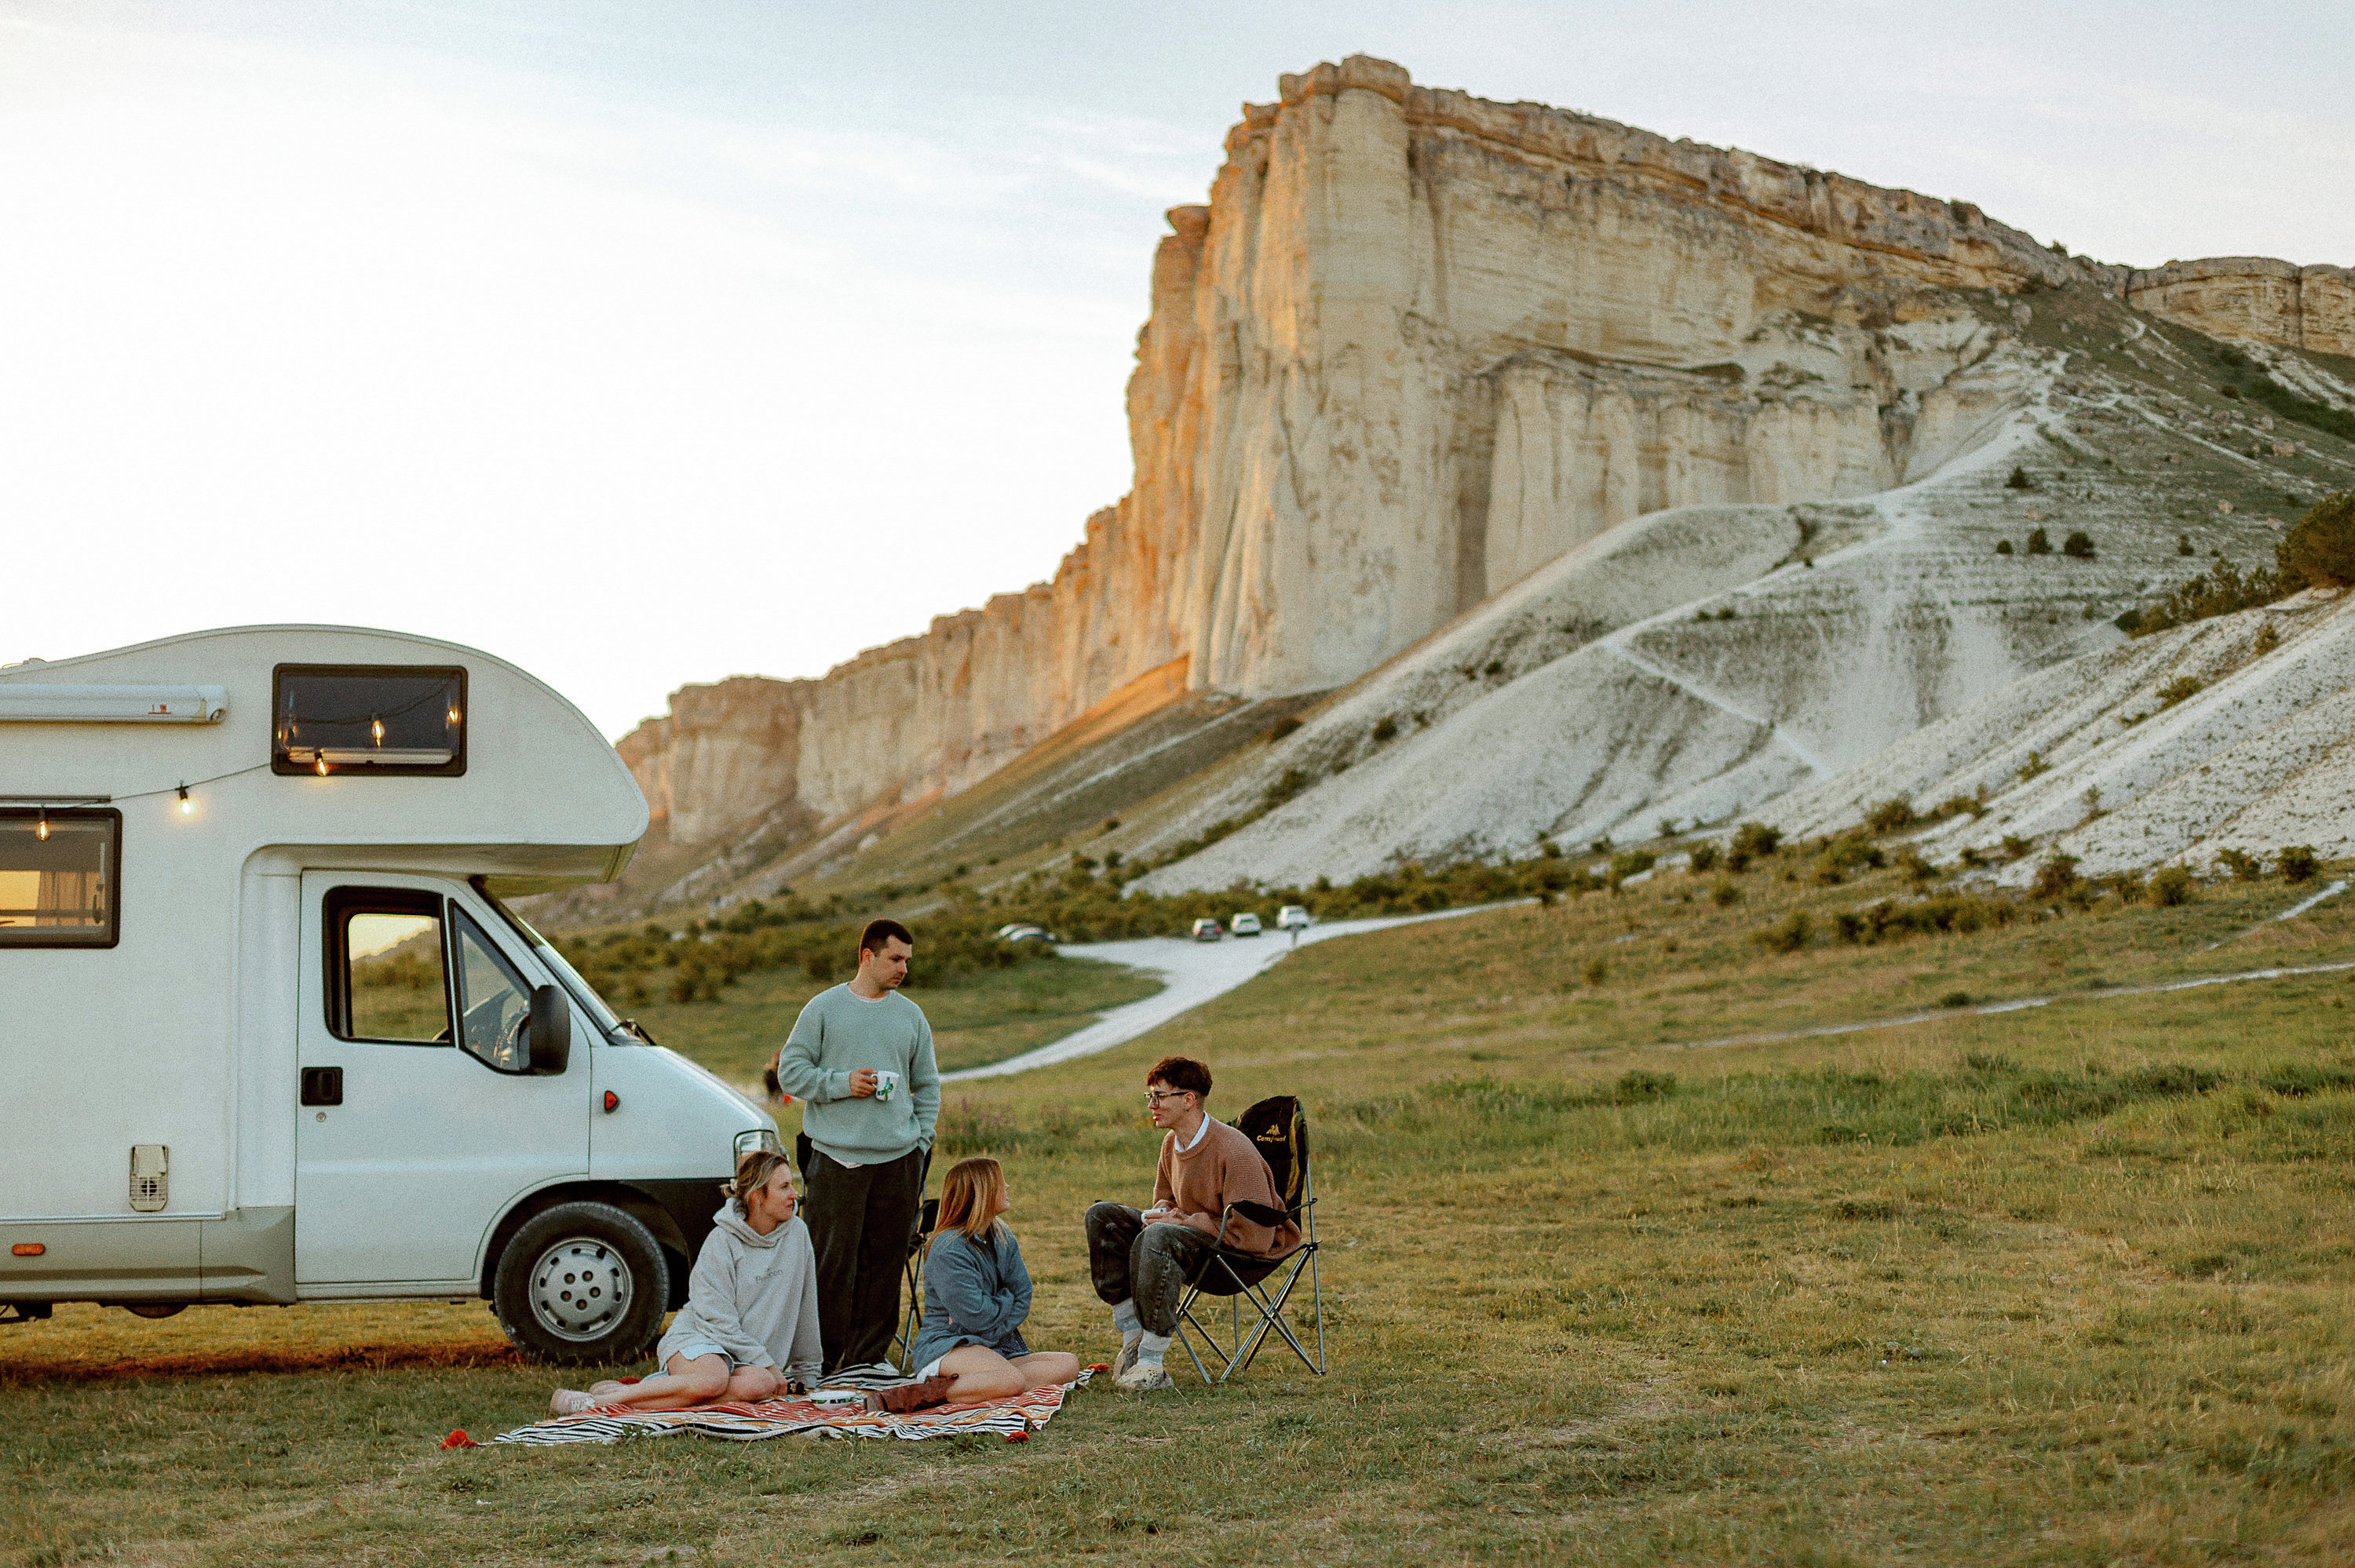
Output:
[
  {"xmin": 995, "ymin": 923, "xmax": 1053, "ymax": 944},
  {"xmin": 1229, "ymin": 911, "xmax": 1263, "ymax": 936},
  {"xmin": 1276, "ymin": 905, "xmax": 1311, "ymax": 930},
  {"xmin": 1189, "ymin": 917, "xmax": 1223, "ymax": 942}
]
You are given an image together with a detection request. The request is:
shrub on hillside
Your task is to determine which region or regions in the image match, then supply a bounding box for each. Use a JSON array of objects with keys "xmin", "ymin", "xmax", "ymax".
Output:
[
  {"xmin": 2156, "ymin": 676, "xmax": 2203, "ymax": 709},
  {"xmin": 2030, "ymin": 852, "xmax": 2081, "ymax": 901},
  {"xmin": 1608, "ymin": 850, "xmax": 1656, "ymax": 885},
  {"xmin": 1865, "ymin": 797, "xmax": 1915, "ymax": 833},
  {"xmin": 2025, "ymin": 527, "xmax": 2052, "ymax": 556},
  {"xmin": 2215, "ymin": 847, "xmax": 2263, "ymax": 882},
  {"xmin": 1732, "ymin": 822, "xmax": 1782, "ymax": 860},
  {"xmin": 1263, "ymin": 767, "xmax": 1312, "ymax": 810},
  {"xmin": 1711, "ymin": 877, "xmax": 1743, "ymax": 907},
  {"xmin": 2150, "ymin": 865, "xmax": 2196, "ymax": 906},
  {"xmin": 2276, "ymin": 491, "xmax": 2355, "ymax": 589},
  {"xmin": 1751, "ymin": 910, "xmax": 1812, "ymax": 954},
  {"xmin": 2062, "ymin": 531, "xmax": 2096, "ymax": 559},
  {"xmin": 2278, "ymin": 845, "xmax": 2319, "ymax": 884},
  {"xmin": 2120, "ymin": 558, "xmax": 2284, "ymax": 636},
  {"xmin": 1687, "ymin": 842, "xmax": 1719, "ymax": 873}
]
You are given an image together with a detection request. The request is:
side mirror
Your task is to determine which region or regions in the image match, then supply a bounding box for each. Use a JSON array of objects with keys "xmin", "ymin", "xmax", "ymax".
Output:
[{"xmin": 528, "ymin": 984, "xmax": 571, "ymax": 1075}]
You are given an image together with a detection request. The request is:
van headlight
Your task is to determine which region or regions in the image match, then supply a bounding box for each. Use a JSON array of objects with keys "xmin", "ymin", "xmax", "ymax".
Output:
[{"xmin": 734, "ymin": 1128, "xmax": 783, "ymax": 1162}]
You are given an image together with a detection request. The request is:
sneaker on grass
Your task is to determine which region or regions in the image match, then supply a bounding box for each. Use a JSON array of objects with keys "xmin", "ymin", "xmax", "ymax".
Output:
[
  {"xmin": 1112, "ymin": 1334, "xmax": 1142, "ymax": 1382},
  {"xmin": 549, "ymin": 1389, "xmax": 598, "ymax": 1416},
  {"xmin": 1115, "ymin": 1358, "xmax": 1174, "ymax": 1392}
]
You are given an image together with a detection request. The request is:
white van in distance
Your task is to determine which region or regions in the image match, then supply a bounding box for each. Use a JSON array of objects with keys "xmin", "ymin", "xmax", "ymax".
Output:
[{"xmin": 0, "ymin": 626, "xmax": 779, "ymax": 1365}]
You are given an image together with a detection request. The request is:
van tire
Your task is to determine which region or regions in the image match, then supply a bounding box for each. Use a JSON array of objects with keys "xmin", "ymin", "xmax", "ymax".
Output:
[{"xmin": 492, "ymin": 1202, "xmax": 670, "ymax": 1366}]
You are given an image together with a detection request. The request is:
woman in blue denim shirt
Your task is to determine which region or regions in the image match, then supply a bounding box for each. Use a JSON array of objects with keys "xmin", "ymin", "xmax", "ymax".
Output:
[{"xmin": 907, "ymin": 1156, "xmax": 1082, "ymax": 1402}]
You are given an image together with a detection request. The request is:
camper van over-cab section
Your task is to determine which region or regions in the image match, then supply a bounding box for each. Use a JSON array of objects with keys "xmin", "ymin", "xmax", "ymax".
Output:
[{"xmin": 1, "ymin": 626, "xmax": 780, "ymax": 1364}]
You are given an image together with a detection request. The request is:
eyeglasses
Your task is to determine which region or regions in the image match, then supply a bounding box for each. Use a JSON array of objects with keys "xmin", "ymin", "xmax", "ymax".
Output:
[{"xmin": 1144, "ymin": 1088, "xmax": 1195, "ymax": 1105}]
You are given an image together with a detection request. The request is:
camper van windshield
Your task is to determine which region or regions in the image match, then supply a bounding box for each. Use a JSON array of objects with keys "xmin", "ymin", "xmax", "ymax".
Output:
[
  {"xmin": 273, "ymin": 665, "xmax": 466, "ymax": 776},
  {"xmin": 480, "ymin": 892, "xmax": 624, "ymax": 1037}
]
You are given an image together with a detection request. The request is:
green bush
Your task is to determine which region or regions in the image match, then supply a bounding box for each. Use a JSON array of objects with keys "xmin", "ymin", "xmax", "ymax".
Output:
[
  {"xmin": 2151, "ymin": 865, "xmax": 2196, "ymax": 906},
  {"xmin": 2031, "ymin": 852, "xmax": 2081, "ymax": 900},
  {"xmin": 1608, "ymin": 850, "xmax": 1657, "ymax": 884},
  {"xmin": 1865, "ymin": 797, "xmax": 1915, "ymax": 833},
  {"xmin": 2276, "ymin": 492, "xmax": 2355, "ymax": 590},
  {"xmin": 1732, "ymin": 822, "xmax": 1782, "ymax": 859},
  {"xmin": 2278, "ymin": 845, "xmax": 2320, "ymax": 884},
  {"xmin": 2125, "ymin": 558, "xmax": 2284, "ymax": 636},
  {"xmin": 1751, "ymin": 910, "xmax": 1813, "ymax": 954},
  {"xmin": 1687, "ymin": 843, "xmax": 1719, "ymax": 873},
  {"xmin": 2215, "ymin": 847, "xmax": 2263, "ymax": 882},
  {"xmin": 2062, "ymin": 530, "xmax": 2096, "ymax": 559},
  {"xmin": 2026, "ymin": 527, "xmax": 2052, "ymax": 556},
  {"xmin": 2157, "ymin": 676, "xmax": 2203, "ymax": 709}
]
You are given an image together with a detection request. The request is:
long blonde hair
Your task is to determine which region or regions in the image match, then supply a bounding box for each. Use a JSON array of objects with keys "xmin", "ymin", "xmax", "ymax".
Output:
[
  {"xmin": 722, "ymin": 1148, "xmax": 794, "ymax": 1217},
  {"xmin": 932, "ymin": 1156, "xmax": 1008, "ymax": 1247}
]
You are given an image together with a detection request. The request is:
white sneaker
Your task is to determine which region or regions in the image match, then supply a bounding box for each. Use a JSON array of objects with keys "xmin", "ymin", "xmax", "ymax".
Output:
[
  {"xmin": 1113, "ymin": 1333, "xmax": 1142, "ymax": 1380},
  {"xmin": 550, "ymin": 1389, "xmax": 598, "ymax": 1416},
  {"xmin": 1115, "ymin": 1358, "xmax": 1174, "ymax": 1392}
]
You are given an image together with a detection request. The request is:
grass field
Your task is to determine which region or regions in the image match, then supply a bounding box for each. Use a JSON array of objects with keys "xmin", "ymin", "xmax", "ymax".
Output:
[{"xmin": 7, "ymin": 864, "xmax": 2355, "ymax": 1565}]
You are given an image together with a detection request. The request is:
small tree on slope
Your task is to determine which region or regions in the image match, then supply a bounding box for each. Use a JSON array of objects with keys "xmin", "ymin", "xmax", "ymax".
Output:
[{"xmin": 2277, "ymin": 491, "xmax": 2355, "ymax": 590}]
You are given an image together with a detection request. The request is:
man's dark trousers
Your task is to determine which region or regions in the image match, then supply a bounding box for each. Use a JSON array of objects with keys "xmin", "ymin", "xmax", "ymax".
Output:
[
  {"xmin": 1086, "ymin": 1202, "xmax": 1218, "ymax": 1336},
  {"xmin": 804, "ymin": 1146, "xmax": 926, "ymax": 1372}
]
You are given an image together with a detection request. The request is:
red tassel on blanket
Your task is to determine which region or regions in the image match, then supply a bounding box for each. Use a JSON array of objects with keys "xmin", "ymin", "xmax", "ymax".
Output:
[
  {"xmin": 1003, "ymin": 1431, "xmax": 1029, "ymax": 1442},
  {"xmin": 440, "ymin": 1430, "xmax": 480, "ymax": 1449}
]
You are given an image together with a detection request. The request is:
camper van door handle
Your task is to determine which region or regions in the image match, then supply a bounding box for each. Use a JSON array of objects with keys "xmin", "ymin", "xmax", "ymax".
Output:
[{"xmin": 301, "ymin": 1067, "xmax": 344, "ymax": 1107}]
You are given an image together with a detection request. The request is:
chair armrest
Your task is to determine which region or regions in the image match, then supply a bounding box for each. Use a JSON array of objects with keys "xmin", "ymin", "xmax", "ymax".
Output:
[{"xmin": 1225, "ymin": 1200, "xmax": 1290, "ymax": 1229}]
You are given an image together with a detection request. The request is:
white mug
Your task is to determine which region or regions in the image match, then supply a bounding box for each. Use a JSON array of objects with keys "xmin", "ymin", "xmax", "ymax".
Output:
[{"xmin": 873, "ymin": 1070, "xmax": 902, "ymax": 1103}]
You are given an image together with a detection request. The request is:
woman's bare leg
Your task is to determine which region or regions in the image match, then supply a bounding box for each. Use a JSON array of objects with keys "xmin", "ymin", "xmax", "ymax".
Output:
[
  {"xmin": 724, "ymin": 1365, "xmax": 785, "ymax": 1404},
  {"xmin": 931, "ymin": 1344, "xmax": 1026, "ymax": 1402},
  {"xmin": 596, "ymin": 1352, "xmax": 735, "ymax": 1411},
  {"xmin": 1010, "ymin": 1351, "xmax": 1083, "ymax": 1388}
]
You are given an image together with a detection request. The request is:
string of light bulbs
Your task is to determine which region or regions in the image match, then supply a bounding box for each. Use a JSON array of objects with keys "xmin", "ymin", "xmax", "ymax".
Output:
[{"xmin": 5, "ymin": 760, "xmax": 276, "ymax": 833}]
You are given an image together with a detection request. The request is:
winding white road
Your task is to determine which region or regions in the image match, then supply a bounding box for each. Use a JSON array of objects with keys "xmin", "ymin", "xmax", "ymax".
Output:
[{"xmin": 942, "ymin": 903, "xmax": 1523, "ymax": 1081}]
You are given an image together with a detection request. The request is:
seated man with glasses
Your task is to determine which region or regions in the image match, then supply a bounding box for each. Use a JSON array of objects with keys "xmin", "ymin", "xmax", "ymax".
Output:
[{"xmin": 1085, "ymin": 1055, "xmax": 1299, "ymax": 1391}]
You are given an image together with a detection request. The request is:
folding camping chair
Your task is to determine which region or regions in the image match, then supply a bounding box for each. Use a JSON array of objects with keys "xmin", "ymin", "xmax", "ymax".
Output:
[
  {"xmin": 893, "ymin": 1194, "xmax": 940, "ymax": 1373},
  {"xmin": 1171, "ymin": 1094, "xmax": 1325, "ymax": 1384}
]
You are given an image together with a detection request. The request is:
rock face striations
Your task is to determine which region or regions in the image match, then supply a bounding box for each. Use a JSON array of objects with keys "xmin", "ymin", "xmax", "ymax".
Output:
[{"xmin": 617, "ymin": 56, "xmax": 2349, "ymax": 893}]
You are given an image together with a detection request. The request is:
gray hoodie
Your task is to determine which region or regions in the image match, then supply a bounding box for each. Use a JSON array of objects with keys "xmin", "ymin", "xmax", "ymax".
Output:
[{"xmin": 654, "ymin": 1205, "xmax": 823, "ymax": 1387}]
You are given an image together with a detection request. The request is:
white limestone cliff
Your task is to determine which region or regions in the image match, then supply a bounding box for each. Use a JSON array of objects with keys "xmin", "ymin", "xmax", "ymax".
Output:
[{"xmin": 619, "ymin": 56, "xmax": 2348, "ymax": 872}]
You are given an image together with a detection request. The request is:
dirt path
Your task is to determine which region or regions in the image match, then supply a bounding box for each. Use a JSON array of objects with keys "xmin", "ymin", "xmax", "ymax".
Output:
[{"xmin": 941, "ymin": 902, "xmax": 1526, "ymax": 1081}]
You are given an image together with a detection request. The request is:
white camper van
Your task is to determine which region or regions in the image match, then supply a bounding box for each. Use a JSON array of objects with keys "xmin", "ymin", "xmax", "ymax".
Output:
[{"xmin": 1, "ymin": 625, "xmax": 779, "ymax": 1365}]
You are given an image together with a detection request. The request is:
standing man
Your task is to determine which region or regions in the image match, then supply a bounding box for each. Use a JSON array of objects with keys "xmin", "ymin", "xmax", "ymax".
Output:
[
  {"xmin": 772, "ymin": 917, "xmax": 940, "ymax": 1373},
  {"xmin": 1084, "ymin": 1056, "xmax": 1298, "ymax": 1391}
]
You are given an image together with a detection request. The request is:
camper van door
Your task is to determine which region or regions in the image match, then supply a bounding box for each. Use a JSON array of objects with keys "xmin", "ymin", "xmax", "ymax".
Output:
[{"xmin": 295, "ymin": 871, "xmax": 586, "ymax": 1288}]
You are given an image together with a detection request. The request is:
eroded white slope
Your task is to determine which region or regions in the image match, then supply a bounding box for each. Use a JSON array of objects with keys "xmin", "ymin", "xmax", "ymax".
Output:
[
  {"xmin": 1130, "ymin": 357, "xmax": 2187, "ymax": 891},
  {"xmin": 1770, "ymin": 590, "xmax": 2355, "ymax": 877}
]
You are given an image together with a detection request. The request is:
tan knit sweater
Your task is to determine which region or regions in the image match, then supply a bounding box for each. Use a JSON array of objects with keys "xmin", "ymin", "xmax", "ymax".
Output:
[{"xmin": 1152, "ymin": 1118, "xmax": 1301, "ymax": 1258}]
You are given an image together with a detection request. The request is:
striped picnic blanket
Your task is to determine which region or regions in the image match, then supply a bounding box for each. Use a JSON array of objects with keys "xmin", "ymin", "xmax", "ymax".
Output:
[{"xmin": 491, "ymin": 1363, "xmax": 1098, "ymax": 1446}]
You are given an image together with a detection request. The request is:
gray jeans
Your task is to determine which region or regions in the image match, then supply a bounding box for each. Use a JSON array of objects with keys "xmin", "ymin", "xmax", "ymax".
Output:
[{"xmin": 1086, "ymin": 1201, "xmax": 1218, "ymax": 1336}]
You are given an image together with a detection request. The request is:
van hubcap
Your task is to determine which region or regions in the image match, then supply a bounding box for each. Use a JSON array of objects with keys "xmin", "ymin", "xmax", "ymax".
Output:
[{"xmin": 527, "ymin": 1238, "xmax": 633, "ymax": 1342}]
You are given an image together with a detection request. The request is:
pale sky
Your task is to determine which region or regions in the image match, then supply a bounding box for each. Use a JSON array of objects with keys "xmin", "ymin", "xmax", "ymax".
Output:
[{"xmin": 4, "ymin": 2, "xmax": 2348, "ymax": 738}]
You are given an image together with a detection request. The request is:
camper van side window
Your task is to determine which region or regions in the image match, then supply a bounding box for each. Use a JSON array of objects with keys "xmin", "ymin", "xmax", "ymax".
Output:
[
  {"xmin": 329, "ymin": 890, "xmax": 454, "ymax": 1045},
  {"xmin": 0, "ymin": 808, "xmax": 120, "ymax": 948},
  {"xmin": 272, "ymin": 665, "xmax": 466, "ymax": 777},
  {"xmin": 451, "ymin": 910, "xmax": 535, "ymax": 1073}
]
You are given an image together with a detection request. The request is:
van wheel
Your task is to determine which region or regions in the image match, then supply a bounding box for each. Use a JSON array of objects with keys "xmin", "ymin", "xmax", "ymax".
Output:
[{"xmin": 492, "ymin": 1202, "xmax": 669, "ymax": 1366}]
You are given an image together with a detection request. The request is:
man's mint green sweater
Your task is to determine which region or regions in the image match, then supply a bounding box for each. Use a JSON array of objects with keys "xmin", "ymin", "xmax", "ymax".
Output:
[{"xmin": 773, "ymin": 984, "xmax": 940, "ymax": 1165}]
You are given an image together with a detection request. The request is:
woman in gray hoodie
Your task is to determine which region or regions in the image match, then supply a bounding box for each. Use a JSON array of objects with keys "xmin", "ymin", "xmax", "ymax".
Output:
[{"xmin": 550, "ymin": 1149, "xmax": 821, "ymax": 1413}]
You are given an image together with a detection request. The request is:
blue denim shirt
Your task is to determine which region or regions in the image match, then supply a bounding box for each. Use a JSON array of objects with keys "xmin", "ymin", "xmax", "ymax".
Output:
[{"xmin": 909, "ymin": 1225, "xmax": 1031, "ymax": 1369}]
